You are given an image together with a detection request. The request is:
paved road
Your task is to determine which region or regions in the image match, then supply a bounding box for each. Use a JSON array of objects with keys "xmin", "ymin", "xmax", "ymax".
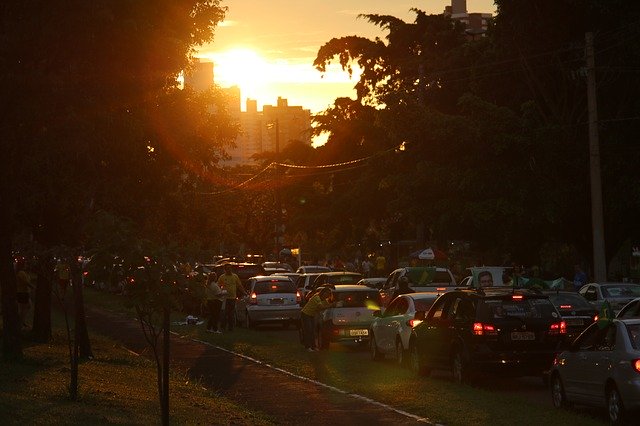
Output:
[{"xmin": 85, "ymin": 306, "xmax": 432, "ymax": 425}]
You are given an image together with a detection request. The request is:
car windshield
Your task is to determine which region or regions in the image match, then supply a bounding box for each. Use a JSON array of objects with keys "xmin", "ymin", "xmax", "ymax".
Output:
[
  {"xmin": 547, "ymin": 293, "xmax": 593, "ymax": 310},
  {"xmin": 253, "ymin": 280, "xmax": 296, "ymax": 294},
  {"xmin": 327, "ymin": 274, "xmax": 361, "ymax": 284},
  {"xmin": 414, "ymin": 299, "xmax": 437, "ymax": 312},
  {"xmin": 627, "ymin": 323, "xmax": 640, "ymax": 350},
  {"xmin": 479, "ymin": 297, "xmax": 557, "ymax": 320},
  {"xmin": 334, "ymin": 291, "xmax": 381, "ymax": 308},
  {"xmin": 405, "ymin": 268, "xmax": 452, "ymax": 286},
  {"xmin": 602, "ymin": 285, "xmax": 640, "ymax": 298}
]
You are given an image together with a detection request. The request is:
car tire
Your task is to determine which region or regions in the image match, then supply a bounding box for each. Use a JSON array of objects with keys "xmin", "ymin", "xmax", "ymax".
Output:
[
  {"xmin": 452, "ymin": 350, "xmax": 469, "ymax": 384},
  {"xmin": 370, "ymin": 334, "xmax": 384, "ymax": 361},
  {"xmin": 607, "ymin": 384, "xmax": 626, "ymax": 425},
  {"xmin": 551, "ymin": 373, "xmax": 570, "ymax": 409},
  {"xmin": 395, "ymin": 339, "xmax": 406, "ymax": 367},
  {"xmin": 409, "ymin": 343, "xmax": 429, "ymax": 376}
]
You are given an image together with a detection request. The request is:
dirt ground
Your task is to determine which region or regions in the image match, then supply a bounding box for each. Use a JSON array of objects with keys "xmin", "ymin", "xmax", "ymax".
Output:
[{"xmin": 84, "ymin": 306, "xmax": 431, "ymax": 425}]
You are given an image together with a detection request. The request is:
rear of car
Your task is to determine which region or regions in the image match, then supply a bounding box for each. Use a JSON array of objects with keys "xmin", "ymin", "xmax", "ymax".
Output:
[
  {"xmin": 544, "ymin": 291, "xmax": 597, "ymax": 343},
  {"xmin": 381, "ymin": 267, "xmax": 455, "ymax": 305},
  {"xmin": 244, "ymin": 277, "xmax": 301, "ymax": 327},
  {"xmin": 472, "ymin": 292, "xmax": 566, "ymax": 375},
  {"xmin": 318, "ymin": 285, "xmax": 382, "ymax": 348}
]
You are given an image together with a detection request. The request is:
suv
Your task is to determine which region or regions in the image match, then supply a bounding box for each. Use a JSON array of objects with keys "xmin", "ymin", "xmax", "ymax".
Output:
[
  {"xmin": 409, "ymin": 288, "xmax": 566, "ymax": 383},
  {"xmin": 381, "ymin": 267, "xmax": 456, "ymax": 305}
]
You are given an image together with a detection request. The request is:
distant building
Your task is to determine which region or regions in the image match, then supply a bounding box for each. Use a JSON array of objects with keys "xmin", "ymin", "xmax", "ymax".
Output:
[
  {"xmin": 184, "ymin": 59, "xmax": 312, "ymax": 165},
  {"xmin": 444, "ymin": 0, "xmax": 492, "ymax": 38}
]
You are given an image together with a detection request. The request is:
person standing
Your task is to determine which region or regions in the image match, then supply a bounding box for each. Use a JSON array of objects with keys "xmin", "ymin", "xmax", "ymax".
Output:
[
  {"xmin": 300, "ymin": 286, "xmax": 333, "ymax": 352},
  {"xmin": 16, "ymin": 259, "xmax": 33, "ymax": 328},
  {"xmin": 217, "ymin": 264, "xmax": 245, "ymax": 332},
  {"xmin": 54, "ymin": 258, "xmax": 71, "ymax": 294},
  {"xmin": 361, "ymin": 257, "xmax": 373, "ymax": 278},
  {"xmin": 375, "ymin": 252, "xmax": 386, "ymax": 277},
  {"xmin": 390, "ymin": 276, "xmax": 415, "ymax": 301},
  {"xmin": 573, "ymin": 265, "xmax": 587, "ymax": 291},
  {"xmin": 205, "ymin": 272, "xmax": 224, "ymax": 333}
]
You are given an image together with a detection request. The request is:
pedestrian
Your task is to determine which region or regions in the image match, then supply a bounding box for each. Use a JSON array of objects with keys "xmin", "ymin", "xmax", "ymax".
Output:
[
  {"xmin": 375, "ymin": 252, "xmax": 386, "ymax": 277},
  {"xmin": 573, "ymin": 265, "xmax": 587, "ymax": 292},
  {"xmin": 361, "ymin": 257, "xmax": 373, "ymax": 278},
  {"xmin": 217, "ymin": 264, "xmax": 245, "ymax": 332},
  {"xmin": 205, "ymin": 272, "xmax": 224, "ymax": 333},
  {"xmin": 300, "ymin": 286, "xmax": 333, "ymax": 352},
  {"xmin": 54, "ymin": 257, "xmax": 70, "ymax": 294},
  {"xmin": 16, "ymin": 259, "xmax": 33, "ymax": 328}
]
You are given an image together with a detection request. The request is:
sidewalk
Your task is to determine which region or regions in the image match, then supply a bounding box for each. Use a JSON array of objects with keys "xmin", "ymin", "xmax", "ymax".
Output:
[{"xmin": 84, "ymin": 305, "xmax": 430, "ymax": 425}]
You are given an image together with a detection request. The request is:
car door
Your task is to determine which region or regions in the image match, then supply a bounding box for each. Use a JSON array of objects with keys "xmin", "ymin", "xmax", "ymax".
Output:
[
  {"xmin": 374, "ymin": 298, "xmax": 400, "ymax": 354},
  {"xmin": 381, "ymin": 297, "xmax": 409, "ymax": 354},
  {"xmin": 420, "ymin": 293, "xmax": 455, "ymax": 369},
  {"xmin": 577, "ymin": 322, "xmax": 617, "ymax": 405}
]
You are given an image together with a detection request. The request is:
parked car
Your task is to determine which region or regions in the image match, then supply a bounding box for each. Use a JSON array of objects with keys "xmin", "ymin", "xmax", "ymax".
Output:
[
  {"xmin": 316, "ymin": 285, "xmax": 382, "ymax": 349},
  {"xmin": 262, "ymin": 262, "xmax": 294, "ymax": 274},
  {"xmin": 617, "ymin": 297, "xmax": 640, "ymax": 319},
  {"xmin": 295, "ymin": 273, "xmax": 323, "ymax": 299},
  {"xmin": 543, "ymin": 290, "xmax": 598, "ymax": 344},
  {"xmin": 370, "ymin": 292, "xmax": 440, "ymax": 365},
  {"xmin": 235, "ymin": 275, "xmax": 301, "ymax": 329},
  {"xmin": 296, "ymin": 265, "xmax": 332, "ymax": 274},
  {"xmin": 381, "ymin": 267, "xmax": 456, "ymax": 306},
  {"xmin": 213, "ymin": 262, "xmax": 265, "ymax": 287},
  {"xmin": 409, "ymin": 287, "xmax": 566, "ymax": 383},
  {"xmin": 550, "ymin": 318, "xmax": 640, "ymax": 424},
  {"xmin": 579, "ymin": 282, "xmax": 640, "ymax": 315},
  {"xmin": 306, "ymin": 271, "xmax": 363, "ymax": 297},
  {"xmin": 356, "ymin": 277, "xmax": 387, "ymax": 290}
]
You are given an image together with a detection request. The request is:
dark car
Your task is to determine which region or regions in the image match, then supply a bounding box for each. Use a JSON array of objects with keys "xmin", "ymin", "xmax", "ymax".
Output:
[
  {"xmin": 543, "ymin": 290, "xmax": 597, "ymax": 344},
  {"xmin": 409, "ymin": 288, "xmax": 567, "ymax": 383},
  {"xmin": 304, "ymin": 272, "xmax": 363, "ymax": 303},
  {"xmin": 213, "ymin": 262, "xmax": 265, "ymax": 287}
]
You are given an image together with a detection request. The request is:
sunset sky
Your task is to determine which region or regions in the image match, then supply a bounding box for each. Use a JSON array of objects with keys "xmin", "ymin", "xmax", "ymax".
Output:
[{"xmin": 198, "ymin": 0, "xmax": 496, "ymax": 114}]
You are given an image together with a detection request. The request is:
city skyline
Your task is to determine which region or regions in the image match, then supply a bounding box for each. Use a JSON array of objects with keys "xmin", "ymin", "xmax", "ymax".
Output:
[{"xmin": 197, "ymin": 0, "xmax": 496, "ymax": 114}]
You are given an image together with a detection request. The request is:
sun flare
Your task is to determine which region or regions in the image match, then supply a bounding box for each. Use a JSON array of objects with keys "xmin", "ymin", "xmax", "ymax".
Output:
[{"xmin": 207, "ymin": 48, "xmax": 269, "ymax": 93}]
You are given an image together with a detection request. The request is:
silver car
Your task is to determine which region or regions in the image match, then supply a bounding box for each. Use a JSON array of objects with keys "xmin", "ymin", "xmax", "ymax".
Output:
[
  {"xmin": 235, "ymin": 275, "xmax": 301, "ymax": 328},
  {"xmin": 550, "ymin": 318, "xmax": 640, "ymax": 424},
  {"xmin": 579, "ymin": 282, "xmax": 640, "ymax": 314},
  {"xmin": 370, "ymin": 292, "xmax": 440, "ymax": 366}
]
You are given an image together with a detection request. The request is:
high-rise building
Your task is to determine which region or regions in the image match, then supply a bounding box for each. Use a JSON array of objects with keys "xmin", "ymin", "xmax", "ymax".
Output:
[
  {"xmin": 444, "ymin": 0, "xmax": 492, "ymax": 38},
  {"xmin": 185, "ymin": 59, "xmax": 312, "ymax": 165}
]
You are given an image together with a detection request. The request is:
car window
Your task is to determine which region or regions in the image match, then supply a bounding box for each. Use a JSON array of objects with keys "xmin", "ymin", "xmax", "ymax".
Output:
[
  {"xmin": 253, "ymin": 280, "xmax": 296, "ymax": 294},
  {"xmin": 334, "ymin": 291, "xmax": 381, "ymax": 308},
  {"xmin": 428, "ymin": 295, "xmax": 450, "ymax": 320},
  {"xmin": 547, "ymin": 293, "xmax": 593, "ymax": 310},
  {"xmin": 626, "ymin": 323, "xmax": 640, "ymax": 350},
  {"xmin": 395, "ymin": 298, "xmax": 409, "ymax": 315},
  {"xmin": 618, "ymin": 300, "xmax": 640, "ymax": 319},
  {"xmin": 480, "ymin": 297, "xmax": 557, "ymax": 320},
  {"xmin": 405, "ymin": 268, "xmax": 453, "ymax": 286},
  {"xmin": 385, "ymin": 298, "xmax": 401, "ymax": 316},
  {"xmin": 574, "ymin": 322, "xmax": 615, "ymax": 351},
  {"xmin": 414, "ymin": 298, "xmax": 436, "ymax": 313},
  {"xmin": 583, "ymin": 286, "xmax": 598, "ymax": 301},
  {"xmin": 327, "ymin": 274, "xmax": 361, "ymax": 285},
  {"xmin": 452, "ymin": 298, "xmax": 475, "ymax": 320},
  {"xmin": 603, "ymin": 285, "xmax": 640, "ymax": 298}
]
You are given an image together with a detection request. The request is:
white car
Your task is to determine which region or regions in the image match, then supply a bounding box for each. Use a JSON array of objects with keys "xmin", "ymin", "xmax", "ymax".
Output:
[
  {"xmin": 296, "ymin": 265, "xmax": 331, "ymax": 274},
  {"xmin": 370, "ymin": 292, "xmax": 440, "ymax": 365},
  {"xmin": 550, "ymin": 318, "xmax": 640, "ymax": 424},
  {"xmin": 579, "ymin": 282, "xmax": 640, "ymax": 315},
  {"xmin": 235, "ymin": 275, "xmax": 301, "ymax": 329},
  {"xmin": 381, "ymin": 267, "xmax": 456, "ymax": 306}
]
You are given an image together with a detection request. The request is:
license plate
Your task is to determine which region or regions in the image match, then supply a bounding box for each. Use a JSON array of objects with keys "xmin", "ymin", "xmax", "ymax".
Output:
[
  {"xmin": 510, "ymin": 331, "xmax": 535, "ymax": 341},
  {"xmin": 349, "ymin": 329, "xmax": 368, "ymax": 336},
  {"xmin": 270, "ymin": 299, "xmax": 284, "ymax": 305},
  {"xmin": 565, "ymin": 318, "xmax": 583, "ymax": 326}
]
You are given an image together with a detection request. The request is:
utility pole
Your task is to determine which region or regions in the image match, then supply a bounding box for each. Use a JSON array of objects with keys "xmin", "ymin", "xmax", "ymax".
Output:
[{"xmin": 585, "ymin": 32, "xmax": 607, "ymax": 282}]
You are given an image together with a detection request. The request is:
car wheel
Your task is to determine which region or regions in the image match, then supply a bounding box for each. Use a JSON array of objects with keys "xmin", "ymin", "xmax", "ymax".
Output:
[
  {"xmin": 409, "ymin": 343, "xmax": 429, "ymax": 376},
  {"xmin": 607, "ymin": 384, "xmax": 626, "ymax": 425},
  {"xmin": 370, "ymin": 334, "xmax": 384, "ymax": 361},
  {"xmin": 395, "ymin": 339, "xmax": 406, "ymax": 367},
  {"xmin": 452, "ymin": 350, "xmax": 469, "ymax": 384},
  {"xmin": 551, "ymin": 373, "xmax": 569, "ymax": 409}
]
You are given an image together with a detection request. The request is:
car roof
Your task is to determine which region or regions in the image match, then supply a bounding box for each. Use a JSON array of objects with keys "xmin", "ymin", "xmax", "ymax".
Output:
[
  {"xmin": 332, "ymin": 284, "xmax": 379, "ymax": 292},
  {"xmin": 617, "ymin": 318, "xmax": 640, "ymax": 326},
  {"xmin": 319, "ymin": 271, "xmax": 361, "ymax": 276},
  {"xmin": 251, "ymin": 275, "xmax": 293, "ymax": 281},
  {"xmin": 405, "ymin": 292, "xmax": 442, "ymax": 300}
]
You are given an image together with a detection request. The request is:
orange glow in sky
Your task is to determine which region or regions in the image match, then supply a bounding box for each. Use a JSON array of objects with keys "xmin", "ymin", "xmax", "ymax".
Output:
[{"xmin": 198, "ymin": 1, "xmax": 496, "ymax": 113}]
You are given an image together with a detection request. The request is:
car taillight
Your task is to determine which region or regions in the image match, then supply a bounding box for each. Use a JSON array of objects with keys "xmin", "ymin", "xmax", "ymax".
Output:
[
  {"xmin": 473, "ymin": 322, "xmax": 497, "ymax": 336},
  {"xmin": 296, "ymin": 290, "xmax": 301, "ymax": 303},
  {"xmin": 594, "ymin": 314, "xmax": 598, "ymax": 321},
  {"xmin": 407, "ymin": 319, "xmax": 423, "ymax": 328},
  {"xmin": 549, "ymin": 321, "xmax": 567, "ymax": 335},
  {"xmin": 250, "ymin": 292, "xmax": 257, "ymax": 304},
  {"xmin": 512, "ymin": 295, "xmax": 523, "ymax": 301},
  {"xmin": 633, "ymin": 359, "xmax": 640, "ymax": 373},
  {"xmin": 83, "ymin": 271, "xmax": 89, "ymax": 276},
  {"xmin": 559, "ymin": 305, "xmax": 572, "ymax": 309},
  {"xmin": 436, "ymin": 287, "xmax": 446, "ymax": 291}
]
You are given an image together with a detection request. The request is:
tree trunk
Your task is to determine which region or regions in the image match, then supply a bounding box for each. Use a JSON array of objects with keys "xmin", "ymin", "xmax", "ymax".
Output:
[
  {"xmin": 32, "ymin": 258, "xmax": 52, "ymax": 343},
  {"xmin": 161, "ymin": 307, "xmax": 170, "ymax": 426},
  {"xmin": 72, "ymin": 267, "xmax": 92, "ymax": 359},
  {"xmin": 0, "ymin": 215, "xmax": 22, "ymax": 360}
]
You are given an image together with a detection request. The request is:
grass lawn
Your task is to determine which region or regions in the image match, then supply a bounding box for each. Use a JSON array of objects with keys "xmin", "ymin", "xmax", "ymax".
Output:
[
  {"xmin": 0, "ymin": 306, "xmax": 274, "ymax": 425},
  {"xmin": 82, "ymin": 287, "xmax": 605, "ymax": 426}
]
